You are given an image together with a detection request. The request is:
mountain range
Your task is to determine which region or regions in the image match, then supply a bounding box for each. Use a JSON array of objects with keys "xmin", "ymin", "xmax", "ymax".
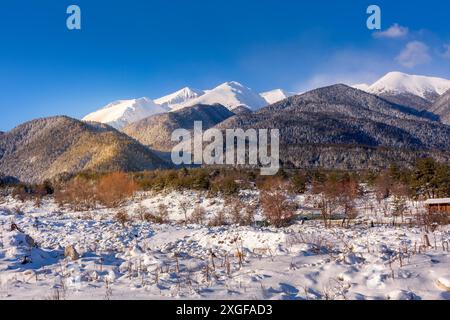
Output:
[
  {"xmin": 217, "ymin": 84, "xmax": 450, "ymax": 169},
  {"xmin": 83, "ymin": 72, "xmax": 450, "ymax": 130},
  {"xmin": 170, "ymin": 82, "xmax": 268, "ymax": 112},
  {"xmin": 82, "ymin": 82, "xmax": 293, "ymax": 129},
  {"xmin": 1, "ymin": 71, "xmax": 450, "ymax": 183}
]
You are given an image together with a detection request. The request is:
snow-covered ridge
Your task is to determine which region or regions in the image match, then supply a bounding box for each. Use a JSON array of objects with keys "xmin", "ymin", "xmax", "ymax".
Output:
[
  {"xmin": 82, "ymin": 98, "xmax": 169, "ymax": 130},
  {"xmin": 171, "ymin": 81, "xmax": 268, "ymax": 111},
  {"xmin": 82, "ymin": 82, "xmax": 296, "ymax": 129},
  {"xmin": 353, "ymin": 72, "xmax": 450, "ymax": 100},
  {"xmin": 154, "ymin": 87, "xmax": 205, "ymax": 109}
]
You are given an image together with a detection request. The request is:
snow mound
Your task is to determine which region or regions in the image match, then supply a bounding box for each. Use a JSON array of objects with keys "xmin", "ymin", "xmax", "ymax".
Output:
[
  {"xmin": 386, "ymin": 290, "xmax": 420, "ymax": 300},
  {"xmin": 4, "ymin": 230, "xmax": 60, "ymax": 269},
  {"xmin": 192, "ymin": 228, "xmax": 288, "ymax": 254}
]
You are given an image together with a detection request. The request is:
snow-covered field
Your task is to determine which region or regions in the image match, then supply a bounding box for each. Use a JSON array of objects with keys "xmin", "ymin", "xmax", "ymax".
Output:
[{"xmin": 0, "ymin": 191, "xmax": 449, "ymax": 300}]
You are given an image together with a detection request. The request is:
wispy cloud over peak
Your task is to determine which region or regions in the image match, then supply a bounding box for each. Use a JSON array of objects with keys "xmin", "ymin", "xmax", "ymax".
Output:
[
  {"xmin": 396, "ymin": 41, "xmax": 431, "ymax": 68},
  {"xmin": 374, "ymin": 23, "xmax": 409, "ymax": 39}
]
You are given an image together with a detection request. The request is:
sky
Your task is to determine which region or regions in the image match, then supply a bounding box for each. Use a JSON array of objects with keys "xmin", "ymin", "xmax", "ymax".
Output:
[{"xmin": 1, "ymin": 0, "xmax": 450, "ymax": 131}]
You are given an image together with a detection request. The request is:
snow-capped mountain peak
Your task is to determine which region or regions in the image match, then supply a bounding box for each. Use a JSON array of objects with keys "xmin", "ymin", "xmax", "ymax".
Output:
[
  {"xmin": 260, "ymin": 89, "xmax": 296, "ymax": 104},
  {"xmin": 172, "ymin": 81, "xmax": 267, "ymax": 111},
  {"xmin": 154, "ymin": 87, "xmax": 204, "ymax": 108},
  {"xmin": 82, "ymin": 97, "xmax": 168, "ymax": 129},
  {"xmin": 82, "ymin": 82, "xmax": 298, "ymax": 128},
  {"xmin": 355, "ymin": 72, "xmax": 450, "ymax": 100}
]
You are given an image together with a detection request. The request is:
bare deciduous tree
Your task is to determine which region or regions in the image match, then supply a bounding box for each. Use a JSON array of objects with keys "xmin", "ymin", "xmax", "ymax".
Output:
[{"xmin": 260, "ymin": 181, "xmax": 296, "ymax": 228}]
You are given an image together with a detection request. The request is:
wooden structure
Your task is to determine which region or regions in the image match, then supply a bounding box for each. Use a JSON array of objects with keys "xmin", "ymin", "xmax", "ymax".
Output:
[{"xmin": 424, "ymin": 198, "xmax": 450, "ymax": 215}]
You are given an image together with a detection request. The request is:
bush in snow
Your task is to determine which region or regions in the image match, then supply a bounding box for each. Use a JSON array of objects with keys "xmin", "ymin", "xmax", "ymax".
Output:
[
  {"xmin": 155, "ymin": 204, "xmax": 169, "ymax": 223},
  {"xmin": 54, "ymin": 176, "xmax": 97, "ymax": 211},
  {"xmin": 312, "ymin": 172, "xmax": 360, "ymax": 228},
  {"xmin": 210, "ymin": 174, "xmax": 239, "ymax": 195},
  {"xmin": 190, "ymin": 205, "xmax": 206, "ymax": 225},
  {"xmin": 96, "ymin": 172, "xmax": 138, "ymax": 208},
  {"xmin": 289, "ymin": 172, "xmax": 308, "ymax": 194},
  {"xmin": 225, "ymin": 196, "xmax": 256, "ymax": 226},
  {"xmin": 209, "ymin": 209, "xmax": 228, "ymax": 227},
  {"xmin": 260, "ymin": 181, "xmax": 296, "ymax": 228},
  {"xmin": 115, "ymin": 210, "xmax": 130, "ymax": 227}
]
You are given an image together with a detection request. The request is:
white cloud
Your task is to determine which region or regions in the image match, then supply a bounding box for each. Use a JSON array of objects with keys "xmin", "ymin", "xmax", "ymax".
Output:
[
  {"xmin": 293, "ymin": 49, "xmax": 396, "ymax": 92},
  {"xmin": 297, "ymin": 71, "xmax": 382, "ymax": 93},
  {"xmin": 374, "ymin": 24, "xmax": 409, "ymax": 39},
  {"xmin": 396, "ymin": 41, "xmax": 431, "ymax": 68}
]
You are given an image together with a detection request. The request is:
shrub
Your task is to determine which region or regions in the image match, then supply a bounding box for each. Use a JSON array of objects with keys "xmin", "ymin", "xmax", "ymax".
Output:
[
  {"xmin": 190, "ymin": 205, "xmax": 206, "ymax": 225},
  {"xmin": 224, "ymin": 197, "xmax": 255, "ymax": 226},
  {"xmin": 96, "ymin": 172, "xmax": 138, "ymax": 208},
  {"xmin": 155, "ymin": 204, "xmax": 169, "ymax": 223},
  {"xmin": 135, "ymin": 204, "xmax": 150, "ymax": 222},
  {"xmin": 260, "ymin": 182, "xmax": 296, "ymax": 228},
  {"xmin": 415, "ymin": 209, "xmax": 448, "ymax": 231},
  {"xmin": 12, "ymin": 184, "xmax": 33, "ymax": 202},
  {"xmin": 290, "ymin": 173, "xmax": 307, "ymax": 194},
  {"xmin": 240, "ymin": 202, "xmax": 256, "ymax": 226},
  {"xmin": 54, "ymin": 177, "xmax": 97, "ymax": 211},
  {"xmin": 209, "ymin": 210, "xmax": 228, "ymax": 227},
  {"xmin": 311, "ymin": 173, "xmax": 360, "ymax": 227},
  {"xmin": 373, "ymin": 170, "xmax": 394, "ymax": 201},
  {"xmin": 179, "ymin": 200, "xmax": 190, "ymax": 225},
  {"xmin": 134, "ymin": 203, "xmax": 169, "ymax": 224},
  {"xmin": 226, "ymin": 197, "xmax": 244, "ymax": 225},
  {"xmin": 115, "ymin": 210, "xmax": 130, "ymax": 227},
  {"xmin": 210, "ymin": 175, "xmax": 239, "ymax": 195},
  {"xmin": 134, "ymin": 169, "xmax": 211, "ymax": 191},
  {"xmin": 256, "ymin": 176, "xmax": 284, "ymax": 191}
]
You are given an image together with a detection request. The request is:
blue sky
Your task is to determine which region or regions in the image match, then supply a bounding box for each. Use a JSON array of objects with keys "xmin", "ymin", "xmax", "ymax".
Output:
[{"xmin": 1, "ymin": 0, "xmax": 450, "ymax": 131}]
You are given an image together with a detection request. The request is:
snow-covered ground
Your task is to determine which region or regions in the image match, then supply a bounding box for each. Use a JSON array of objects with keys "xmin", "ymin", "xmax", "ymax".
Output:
[{"xmin": 0, "ymin": 191, "xmax": 449, "ymax": 300}]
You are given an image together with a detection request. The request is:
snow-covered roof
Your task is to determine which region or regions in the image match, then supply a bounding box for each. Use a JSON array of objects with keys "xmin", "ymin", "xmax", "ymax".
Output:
[{"xmin": 424, "ymin": 198, "xmax": 450, "ymax": 205}]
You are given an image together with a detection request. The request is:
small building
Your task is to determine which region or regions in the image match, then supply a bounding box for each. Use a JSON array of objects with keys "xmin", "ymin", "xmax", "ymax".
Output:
[{"xmin": 424, "ymin": 198, "xmax": 450, "ymax": 215}]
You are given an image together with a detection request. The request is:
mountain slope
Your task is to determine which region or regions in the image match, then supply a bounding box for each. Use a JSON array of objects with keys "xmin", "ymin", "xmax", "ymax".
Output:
[
  {"xmin": 172, "ymin": 82, "xmax": 267, "ymax": 111},
  {"xmin": 354, "ymin": 72, "xmax": 450, "ymax": 111},
  {"xmin": 154, "ymin": 87, "xmax": 205, "ymax": 109},
  {"xmin": 123, "ymin": 104, "xmax": 234, "ymax": 152},
  {"xmin": 260, "ymin": 89, "xmax": 296, "ymax": 104},
  {"xmin": 82, "ymin": 98, "xmax": 169, "ymax": 129},
  {"xmin": 0, "ymin": 116, "xmax": 167, "ymax": 183},
  {"xmin": 430, "ymin": 89, "xmax": 450, "ymax": 125},
  {"xmin": 217, "ymin": 84, "xmax": 450, "ymax": 169}
]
